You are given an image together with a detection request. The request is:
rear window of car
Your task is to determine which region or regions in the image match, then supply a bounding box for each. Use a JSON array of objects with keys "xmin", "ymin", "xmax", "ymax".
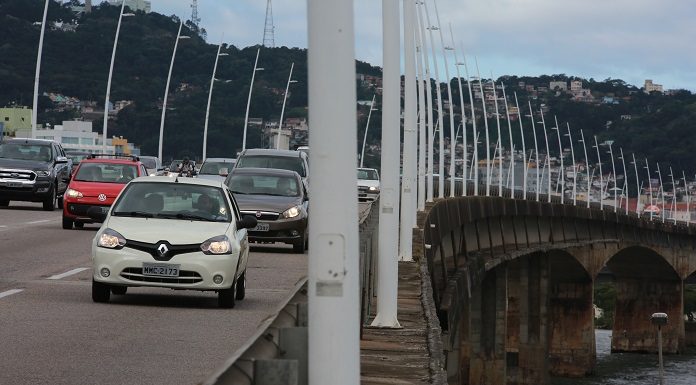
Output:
[
  {"xmin": 200, "ymin": 161, "xmax": 235, "ymax": 175},
  {"xmin": 140, "ymin": 157, "xmax": 158, "ymax": 170},
  {"xmin": 236, "ymin": 155, "xmax": 306, "ymax": 177},
  {"xmin": 112, "ymin": 182, "xmax": 231, "ymax": 222},
  {"xmin": 227, "ymin": 174, "xmax": 300, "ymax": 197},
  {"xmin": 75, "ymin": 163, "xmax": 138, "ymax": 183},
  {"xmin": 0, "ymin": 143, "xmax": 52, "ymax": 162}
]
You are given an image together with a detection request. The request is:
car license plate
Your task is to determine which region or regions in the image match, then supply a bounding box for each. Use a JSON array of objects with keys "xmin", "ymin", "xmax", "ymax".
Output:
[
  {"xmin": 5, "ymin": 182, "xmax": 21, "ymax": 188},
  {"xmin": 252, "ymin": 223, "xmax": 270, "ymax": 232},
  {"xmin": 142, "ymin": 263, "xmax": 180, "ymax": 277}
]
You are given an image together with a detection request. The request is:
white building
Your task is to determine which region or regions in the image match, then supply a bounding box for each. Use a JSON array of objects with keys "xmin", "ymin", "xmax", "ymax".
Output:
[
  {"xmin": 549, "ymin": 81, "xmax": 568, "ymax": 91},
  {"xmin": 15, "ymin": 121, "xmax": 115, "ymax": 154},
  {"xmin": 644, "ymin": 79, "xmax": 664, "ymax": 94},
  {"xmin": 570, "ymin": 80, "xmax": 583, "ymax": 92},
  {"xmin": 108, "ymin": 0, "xmax": 151, "ymax": 13}
]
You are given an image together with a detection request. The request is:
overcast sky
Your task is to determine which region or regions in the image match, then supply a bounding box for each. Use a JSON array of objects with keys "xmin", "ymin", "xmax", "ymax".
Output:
[{"xmin": 150, "ymin": 0, "xmax": 696, "ymax": 91}]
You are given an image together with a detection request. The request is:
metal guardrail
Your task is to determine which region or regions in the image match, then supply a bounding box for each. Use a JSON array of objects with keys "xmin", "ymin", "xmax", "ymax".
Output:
[{"xmin": 203, "ymin": 199, "xmax": 379, "ymax": 385}]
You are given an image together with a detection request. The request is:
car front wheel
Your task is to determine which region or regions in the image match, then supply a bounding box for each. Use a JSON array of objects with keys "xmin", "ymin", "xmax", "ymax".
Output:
[
  {"xmin": 42, "ymin": 186, "xmax": 56, "ymax": 211},
  {"xmin": 235, "ymin": 271, "xmax": 246, "ymax": 300},
  {"xmin": 92, "ymin": 280, "xmax": 111, "ymax": 303},
  {"xmin": 218, "ymin": 284, "xmax": 236, "ymax": 308}
]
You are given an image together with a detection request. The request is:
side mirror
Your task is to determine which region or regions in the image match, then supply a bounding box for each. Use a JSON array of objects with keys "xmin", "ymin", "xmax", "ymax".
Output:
[
  {"xmin": 56, "ymin": 156, "xmax": 68, "ymax": 163},
  {"xmin": 237, "ymin": 215, "xmax": 258, "ymax": 230},
  {"xmin": 87, "ymin": 206, "xmax": 108, "ymax": 223},
  {"xmin": 219, "ymin": 167, "xmax": 229, "ymax": 177}
]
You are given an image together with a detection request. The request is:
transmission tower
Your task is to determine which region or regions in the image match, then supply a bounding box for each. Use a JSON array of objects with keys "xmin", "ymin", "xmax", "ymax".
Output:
[
  {"xmin": 190, "ymin": 0, "xmax": 201, "ymax": 28},
  {"xmin": 263, "ymin": 0, "xmax": 275, "ymax": 47}
]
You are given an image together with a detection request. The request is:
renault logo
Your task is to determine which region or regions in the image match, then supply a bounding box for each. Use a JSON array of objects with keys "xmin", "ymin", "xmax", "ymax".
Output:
[
  {"xmin": 157, "ymin": 243, "xmax": 169, "ymax": 257},
  {"xmin": 256, "ymin": 211, "xmax": 262, "ymax": 218},
  {"xmin": 98, "ymin": 193, "xmax": 107, "ymax": 202}
]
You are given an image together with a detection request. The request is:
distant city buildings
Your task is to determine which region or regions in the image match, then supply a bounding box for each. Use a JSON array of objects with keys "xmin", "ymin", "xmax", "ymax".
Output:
[{"xmin": 108, "ymin": 0, "xmax": 151, "ymax": 13}]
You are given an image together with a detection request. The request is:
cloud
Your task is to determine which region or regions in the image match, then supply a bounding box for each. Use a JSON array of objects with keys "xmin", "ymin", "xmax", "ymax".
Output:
[{"xmin": 150, "ymin": 0, "xmax": 696, "ymax": 90}]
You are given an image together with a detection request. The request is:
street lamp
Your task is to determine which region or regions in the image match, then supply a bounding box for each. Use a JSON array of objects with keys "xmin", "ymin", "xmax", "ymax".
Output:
[
  {"xmin": 242, "ymin": 48, "xmax": 264, "ymax": 151},
  {"xmin": 617, "ymin": 148, "xmax": 629, "ymax": 215},
  {"xmin": 276, "ymin": 62, "xmax": 297, "ymax": 150},
  {"xmin": 644, "ymin": 159, "xmax": 654, "ymax": 220},
  {"xmin": 527, "ymin": 101, "xmax": 540, "ymax": 202},
  {"xmin": 102, "ymin": 1, "xmax": 135, "ymax": 155},
  {"xmin": 683, "ymin": 170, "xmax": 690, "ymax": 224},
  {"xmin": 31, "ymin": 0, "xmax": 50, "ymax": 139},
  {"xmin": 592, "ymin": 135, "xmax": 604, "ymax": 210},
  {"xmin": 668, "ymin": 166, "xmax": 677, "ymax": 224},
  {"xmin": 577, "ymin": 131, "xmax": 590, "ymax": 208},
  {"xmin": 651, "ymin": 312, "xmax": 668, "ymax": 385},
  {"xmin": 360, "ymin": 94, "xmax": 378, "ymax": 168},
  {"xmin": 631, "ymin": 153, "xmax": 641, "ymax": 215},
  {"xmin": 514, "ymin": 92, "xmax": 527, "ymax": 200},
  {"xmin": 605, "ymin": 141, "xmax": 617, "ymax": 211},
  {"xmin": 431, "ymin": 0, "xmax": 455, "ymax": 197},
  {"xmin": 450, "ymin": 25, "xmax": 468, "ymax": 197},
  {"xmin": 550, "ymin": 116, "xmax": 564, "ymax": 204},
  {"xmin": 564, "ymin": 123, "xmax": 577, "ymax": 206},
  {"xmin": 656, "ymin": 162, "xmax": 666, "ymax": 222},
  {"xmin": 491, "ymin": 79, "xmax": 503, "ymax": 197},
  {"xmin": 158, "ymin": 21, "xmax": 190, "ymax": 163},
  {"xmin": 202, "ymin": 41, "xmax": 228, "ymax": 161},
  {"xmin": 423, "ymin": 1, "xmax": 444, "ymax": 198},
  {"xmin": 538, "ymin": 109, "xmax": 551, "ymax": 202},
  {"xmin": 475, "ymin": 59, "xmax": 491, "ymax": 196}
]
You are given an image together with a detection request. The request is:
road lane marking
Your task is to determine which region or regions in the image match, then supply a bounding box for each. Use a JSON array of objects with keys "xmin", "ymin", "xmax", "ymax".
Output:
[
  {"xmin": 47, "ymin": 268, "xmax": 89, "ymax": 280},
  {"xmin": 0, "ymin": 289, "xmax": 24, "ymax": 299},
  {"xmin": 26, "ymin": 219, "xmax": 51, "ymax": 224}
]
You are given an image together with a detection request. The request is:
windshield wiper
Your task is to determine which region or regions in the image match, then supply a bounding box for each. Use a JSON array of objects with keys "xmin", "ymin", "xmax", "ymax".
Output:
[
  {"xmin": 157, "ymin": 212, "xmax": 212, "ymax": 221},
  {"xmin": 112, "ymin": 211, "xmax": 154, "ymax": 218},
  {"xmin": 230, "ymin": 190, "xmax": 249, "ymax": 195}
]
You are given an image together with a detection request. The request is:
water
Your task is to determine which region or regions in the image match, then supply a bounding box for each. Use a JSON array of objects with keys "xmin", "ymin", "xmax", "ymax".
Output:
[{"xmin": 552, "ymin": 330, "xmax": 696, "ymax": 385}]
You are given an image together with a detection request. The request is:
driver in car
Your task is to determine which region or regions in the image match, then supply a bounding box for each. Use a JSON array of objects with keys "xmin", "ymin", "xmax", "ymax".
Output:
[{"xmin": 195, "ymin": 193, "xmax": 220, "ymax": 218}]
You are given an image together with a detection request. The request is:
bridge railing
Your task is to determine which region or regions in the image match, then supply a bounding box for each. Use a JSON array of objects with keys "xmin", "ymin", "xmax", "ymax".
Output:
[{"xmin": 203, "ymin": 199, "xmax": 379, "ymax": 385}]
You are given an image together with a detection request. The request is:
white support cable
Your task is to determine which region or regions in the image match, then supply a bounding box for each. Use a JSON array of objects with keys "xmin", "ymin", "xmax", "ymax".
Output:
[
  {"xmin": 449, "ymin": 24, "xmax": 467, "ymax": 196},
  {"xmin": 514, "ymin": 93, "xmax": 527, "ymax": 200},
  {"xmin": 475, "ymin": 58, "xmax": 491, "ymax": 196},
  {"xmin": 528, "ymin": 101, "xmax": 540, "ymax": 201},
  {"xmin": 415, "ymin": 3, "xmax": 435, "ymax": 202},
  {"xmin": 501, "ymin": 83, "xmax": 514, "ymax": 198},
  {"xmin": 423, "ymin": 1, "xmax": 444, "ymax": 198},
  {"xmin": 491, "ymin": 78, "xmax": 503, "ymax": 197}
]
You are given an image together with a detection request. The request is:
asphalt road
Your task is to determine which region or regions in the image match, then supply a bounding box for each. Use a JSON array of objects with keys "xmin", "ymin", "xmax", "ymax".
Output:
[{"xmin": 0, "ymin": 201, "xmax": 308, "ymax": 385}]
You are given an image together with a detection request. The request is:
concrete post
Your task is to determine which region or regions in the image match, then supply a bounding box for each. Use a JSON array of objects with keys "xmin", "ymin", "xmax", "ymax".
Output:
[
  {"xmin": 399, "ymin": 0, "xmax": 417, "ymax": 262},
  {"xmin": 307, "ymin": 1, "xmax": 361, "ymax": 383},
  {"xmin": 469, "ymin": 266, "xmax": 508, "ymax": 385},
  {"xmin": 371, "ymin": 0, "xmax": 401, "ymax": 328},
  {"xmin": 612, "ymin": 278, "xmax": 685, "ymax": 354}
]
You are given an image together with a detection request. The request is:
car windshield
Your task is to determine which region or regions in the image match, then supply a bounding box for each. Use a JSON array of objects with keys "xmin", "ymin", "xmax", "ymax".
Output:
[
  {"xmin": 75, "ymin": 163, "xmax": 138, "ymax": 183},
  {"xmin": 357, "ymin": 169, "xmax": 379, "ymax": 180},
  {"xmin": 112, "ymin": 182, "xmax": 231, "ymax": 222},
  {"xmin": 0, "ymin": 143, "xmax": 52, "ymax": 162},
  {"xmin": 140, "ymin": 157, "xmax": 158, "ymax": 169},
  {"xmin": 227, "ymin": 174, "xmax": 300, "ymax": 197},
  {"xmin": 236, "ymin": 155, "xmax": 306, "ymax": 177},
  {"xmin": 200, "ymin": 161, "xmax": 234, "ymax": 175},
  {"xmin": 67, "ymin": 153, "xmax": 90, "ymax": 163}
]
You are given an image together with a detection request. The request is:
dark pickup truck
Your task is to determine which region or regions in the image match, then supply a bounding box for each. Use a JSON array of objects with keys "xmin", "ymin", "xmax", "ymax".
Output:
[{"xmin": 0, "ymin": 138, "xmax": 72, "ymax": 210}]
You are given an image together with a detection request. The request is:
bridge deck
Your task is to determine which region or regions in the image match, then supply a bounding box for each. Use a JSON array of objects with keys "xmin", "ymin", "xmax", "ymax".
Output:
[{"xmin": 360, "ymin": 261, "xmax": 433, "ymax": 384}]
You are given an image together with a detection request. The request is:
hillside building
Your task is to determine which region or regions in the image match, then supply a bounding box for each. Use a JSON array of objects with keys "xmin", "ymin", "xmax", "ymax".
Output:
[
  {"xmin": 644, "ymin": 79, "xmax": 664, "ymax": 94},
  {"xmin": 108, "ymin": 0, "xmax": 151, "ymax": 13},
  {"xmin": 0, "ymin": 107, "xmax": 32, "ymax": 137}
]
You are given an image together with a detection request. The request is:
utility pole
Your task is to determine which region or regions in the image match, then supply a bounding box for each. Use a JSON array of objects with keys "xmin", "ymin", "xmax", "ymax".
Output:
[
  {"xmin": 307, "ymin": 0, "xmax": 360, "ymax": 383},
  {"xmin": 31, "ymin": 0, "xmax": 49, "ymax": 139}
]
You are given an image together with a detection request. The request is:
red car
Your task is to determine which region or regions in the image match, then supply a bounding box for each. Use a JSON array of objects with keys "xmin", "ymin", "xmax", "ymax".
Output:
[{"xmin": 62, "ymin": 155, "xmax": 147, "ymax": 229}]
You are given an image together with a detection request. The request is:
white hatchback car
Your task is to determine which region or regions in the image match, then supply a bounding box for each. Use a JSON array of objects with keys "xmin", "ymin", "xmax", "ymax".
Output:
[{"xmin": 90, "ymin": 176, "xmax": 257, "ymax": 308}]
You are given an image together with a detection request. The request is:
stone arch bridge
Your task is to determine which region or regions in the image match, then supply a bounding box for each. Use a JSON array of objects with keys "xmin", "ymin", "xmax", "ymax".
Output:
[{"xmin": 415, "ymin": 196, "xmax": 696, "ymax": 385}]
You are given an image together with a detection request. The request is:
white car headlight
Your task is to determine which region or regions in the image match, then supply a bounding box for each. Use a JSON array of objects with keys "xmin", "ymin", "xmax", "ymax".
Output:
[
  {"xmin": 35, "ymin": 170, "xmax": 50, "ymax": 177},
  {"xmin": 368, "ymin": 186, "xmax": 378, "ymax": 191},
  {"xmin": 66, "ymin": 188, "xmax": 83, "ymax": 198},
  {"xmin": 201, "ymin": 235, "xmax": 232, "ymax": 255},
  {"xmin": 282, "ymin": 206, "xmax": 301, "ymax": 219},
  {"xmin": 97, "ymin": 228, "xmax": 126, "ymax": 249}
]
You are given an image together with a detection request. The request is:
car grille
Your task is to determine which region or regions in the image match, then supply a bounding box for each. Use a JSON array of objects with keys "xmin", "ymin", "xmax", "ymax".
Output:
[
  {"xmin": 124, "ymin": 239, "xmax": 201, "ymax": 261},
  {"xmin": 120, "ymin": 267, "xmax": 203, "ymax": 284},
  {"xmin": 0, "ymin": 169, "xmax": 36, "ymax": 181},
  {"xmin": 240, "ymin": 210, "xmax": 280, "ymax": 221},
  {"xmin": 67, "ymin": 203, "xmax": 107, "ymax": 216}
]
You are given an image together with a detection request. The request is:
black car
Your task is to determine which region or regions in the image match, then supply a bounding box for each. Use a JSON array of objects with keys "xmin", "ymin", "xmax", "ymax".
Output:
[
  {"xmin": 235, "ymin": 148, "xmax": 309, "ymax": 189},
  {"xmin": 225, "ymin": 167, "xmax": 308, "ymax": 253},
  {"xmin": 0, "ymin": 138, "xmax": 72, "ymax": 210}
]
